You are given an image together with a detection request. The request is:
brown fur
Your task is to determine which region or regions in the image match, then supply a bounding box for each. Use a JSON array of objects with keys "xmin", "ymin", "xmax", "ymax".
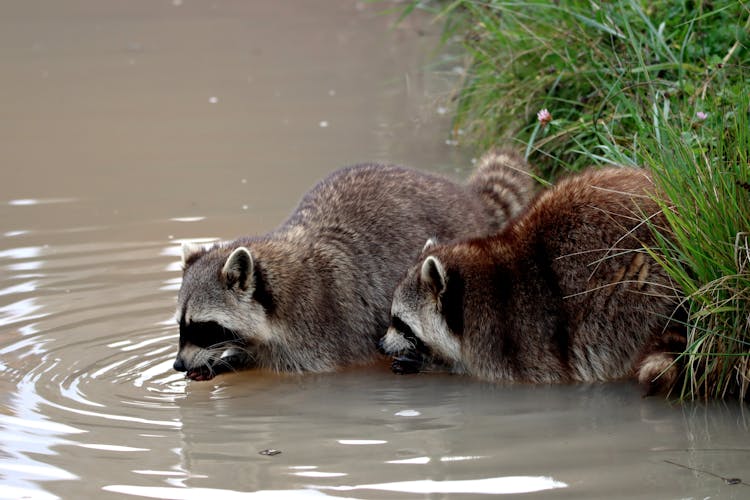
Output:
[{"xmin": 383, "ymin": 167, "xmax": 685, "ymax": 392}]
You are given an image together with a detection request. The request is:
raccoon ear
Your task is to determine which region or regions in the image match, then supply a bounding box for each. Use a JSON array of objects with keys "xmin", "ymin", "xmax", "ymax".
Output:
[
  {"xmin": 420, "ymin": 255, "xmax": 447, "ymax": 298},
  {"xmin": 181, "ymin": 242, "xmax": 205, "ymax": 269},
  {"xmin": 222, "ymin": 247, "xmax": 254, "ymax": 291},
  {"xmin": 422, "ymin": 238, "xmax": 438, "ymax": 253}
]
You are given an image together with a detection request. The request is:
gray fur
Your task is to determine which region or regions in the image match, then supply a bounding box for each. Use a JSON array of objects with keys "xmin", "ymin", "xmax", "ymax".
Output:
[
  {"xmin": 174, "ymin": 154, "xmax": 536, "ymax": 380},
  {"xmin": 382, "ymin": 166, "xmax": 685, "ymax": 392}
]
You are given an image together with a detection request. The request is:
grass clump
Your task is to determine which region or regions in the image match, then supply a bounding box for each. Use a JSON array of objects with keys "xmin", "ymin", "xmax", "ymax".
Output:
[
  {"xmin": 399, "ymin": 0, "xmax": 750, "ymax": 399},
  {"xmin": 639, "ymin": 93, "xmax": 750, "ymax": 401},
  {"xmin": 424, "ymin": 0, "xmax": 749, "ymax": 177}
]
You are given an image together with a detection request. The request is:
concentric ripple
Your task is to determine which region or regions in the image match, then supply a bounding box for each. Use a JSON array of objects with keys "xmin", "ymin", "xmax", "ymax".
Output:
[{"xmin": 0, "ymin": 212, "xmax": 192, "ymax": 498}]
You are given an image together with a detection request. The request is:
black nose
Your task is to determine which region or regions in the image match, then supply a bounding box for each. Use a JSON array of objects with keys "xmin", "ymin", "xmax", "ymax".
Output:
[{"xmin": 173, "ymin": 357, "xmax": 186, "ymax": 372}]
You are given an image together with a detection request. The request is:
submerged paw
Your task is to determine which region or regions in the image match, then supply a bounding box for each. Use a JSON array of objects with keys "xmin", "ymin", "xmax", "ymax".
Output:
[
  {"xmin": 186, "ymin": 366, "xmax": 216, "ymax": 381},
  {"xmin": 391, "ymin": 356, "xmax": 423, "ymax": 375}
]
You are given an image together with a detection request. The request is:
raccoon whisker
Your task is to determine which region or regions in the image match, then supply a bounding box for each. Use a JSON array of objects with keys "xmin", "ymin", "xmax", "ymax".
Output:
[
  {"xmin": 210, "ymin": 356, "xmax": 241, "ymax": 375},
  {"xmin": 206, "ymin": 339, "xmax": 241, "ymax": 350},
  {"xmin": 224, "ymin": 343, "xmax": 258, "ymax": 364}
]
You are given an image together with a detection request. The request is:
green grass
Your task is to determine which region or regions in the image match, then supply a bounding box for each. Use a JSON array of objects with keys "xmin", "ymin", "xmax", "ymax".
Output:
[
  {"xmin": 398, "ymin": 0, "xmax": 750, "ymax": 400},
  {"xmin": 640, "ymin": 94, "xmax": 750, "ymax": 400},
  {"xmin": 418, "ymin": 0, "xmax": 749, "ymax": 175}
]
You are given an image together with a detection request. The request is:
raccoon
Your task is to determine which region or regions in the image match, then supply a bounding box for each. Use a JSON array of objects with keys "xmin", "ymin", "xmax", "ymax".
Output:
[
  {"xmin": 380, "ymin": 166, "xmax": 685, "ymax": 393},
  {"xmin": 173, "ymin": 150, "xmax": 536, "ymax": 380}
]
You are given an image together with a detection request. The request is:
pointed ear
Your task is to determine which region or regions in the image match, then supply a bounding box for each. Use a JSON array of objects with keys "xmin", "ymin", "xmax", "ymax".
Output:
[
  {"xmin": 222, "ymin": 247, "xmax": 254, "ymax": 291},
  {"xmin": 181, "ymin": 242, "xmax": 205, "ymax": 269},
  {"xmin": 422, "ymin": 238, "xmax": 438, "ymax": 253},
  {"xmin": 420, "ymin": 255, "xmax": 447, "ymax": 298}
]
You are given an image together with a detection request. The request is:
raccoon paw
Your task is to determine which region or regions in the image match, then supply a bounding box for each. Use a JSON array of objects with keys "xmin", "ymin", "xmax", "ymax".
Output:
[
  {"xmin": 391, "ymin": 356, "xmax": 422, "ymax": 375},
  {"xmin": 186, "ymin": 366, "xmax": 216, "ymax": 381}
]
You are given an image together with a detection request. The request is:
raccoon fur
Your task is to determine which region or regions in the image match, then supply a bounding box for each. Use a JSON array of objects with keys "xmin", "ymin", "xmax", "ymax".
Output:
[
  {"xmin": 380, "ymin": 166, "xmax": 686, "ymax": 393},
  {"xmin": 173, "ymin": 150, "xmax": 536, "ymax": 380}
]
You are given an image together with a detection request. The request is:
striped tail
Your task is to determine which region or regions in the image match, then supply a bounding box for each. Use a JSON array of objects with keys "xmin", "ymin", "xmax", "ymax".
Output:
[{"xmin": 466, "ymin": 148, "xmax": 536, "ymax": 232}]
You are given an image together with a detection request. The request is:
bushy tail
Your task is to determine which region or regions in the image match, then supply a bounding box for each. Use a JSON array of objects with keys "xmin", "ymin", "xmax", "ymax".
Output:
[{"xmin": 466, "ymin": 148, "xmax": 537, "ymax": 232}]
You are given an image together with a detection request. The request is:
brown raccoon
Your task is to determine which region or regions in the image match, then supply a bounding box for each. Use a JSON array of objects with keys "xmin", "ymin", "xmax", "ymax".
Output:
[
  {"xmin": 380, "ymin": 167, "xmax": 685, "ymax": 393},
  {"xmin": 173, "ymin": 150, "xmax": 536, "ymax": 380}
]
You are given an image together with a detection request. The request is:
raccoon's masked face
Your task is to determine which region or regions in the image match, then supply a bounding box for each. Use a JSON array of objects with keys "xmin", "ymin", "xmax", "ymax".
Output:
[
  {"xmin": 174, "ymin": 320, "xmax": 250, "ymax": 381},
  {"xmin": 173, "ymin": 244, "xmax": 273, "ymax": 381},
  {"xmin": 380, "ymin": 250, "xmax": 464, "ymax": 375}
]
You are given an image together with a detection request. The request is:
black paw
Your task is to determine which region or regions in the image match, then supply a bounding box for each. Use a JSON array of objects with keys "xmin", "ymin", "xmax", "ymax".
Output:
[{"xmin": 391, "ymin": 356, "xmax": 422, "ymax": 375}]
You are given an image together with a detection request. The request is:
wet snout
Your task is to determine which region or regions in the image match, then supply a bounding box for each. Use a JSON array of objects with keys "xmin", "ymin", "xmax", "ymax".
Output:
[
  {"xmin": 379, "ymin": 326, "xmax": 432, "ymax": 376},
  {"xmin": 171, "ymin": 343, "xmax": 219, "ymax": 381},
  {"xmin": 376, "ymin": 335, "xmax": 390, "ymax": 355},
  {"xmin": 173, "ymin": 342, "xmax": 253, "ymax": 381},
  {"xmin": 173, "ymin": 356, "xmax": 187, "ymax": 372},
  {"xmin": 379, "ymin": 327, "xmax": 415, "ymax": 355}
]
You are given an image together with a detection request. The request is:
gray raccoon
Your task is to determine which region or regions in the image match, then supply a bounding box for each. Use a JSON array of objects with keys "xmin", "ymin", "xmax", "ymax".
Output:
[
  {"xmin": 380, "ymin": 167, "xmax": 685, "ymax": 393},
  {"xmin": 174, "ymin": 151, "xmax": 536, "ymax": 380}
]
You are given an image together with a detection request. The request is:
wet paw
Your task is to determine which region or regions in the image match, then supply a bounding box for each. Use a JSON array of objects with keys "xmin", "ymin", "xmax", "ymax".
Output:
[
  {"xmin": 391, "ymin": 356, "xmax": 422, "ymax": 375},
  {"xmin": 186, "ymin": 367, "xmax": 215, "ymax": 381}
]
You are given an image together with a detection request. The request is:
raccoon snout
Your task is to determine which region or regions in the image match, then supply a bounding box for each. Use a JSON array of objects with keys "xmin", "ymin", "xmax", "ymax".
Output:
[
  {"xmin": 376, "ymin": 336, "xmax": 388, "ymax": 355},
  {"xmin": 173, "ymin": 356, "xmax": 187, "ymax": 372},
  {"xmin": 379, "ymin": 328, "xmax": 411, "ymax": 355}
]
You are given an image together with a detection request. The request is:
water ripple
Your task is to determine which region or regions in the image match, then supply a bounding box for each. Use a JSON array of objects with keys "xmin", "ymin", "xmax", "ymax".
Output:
[{"xmin": 0, "ymin": 235, "xmax": 185, "ymax": 455}]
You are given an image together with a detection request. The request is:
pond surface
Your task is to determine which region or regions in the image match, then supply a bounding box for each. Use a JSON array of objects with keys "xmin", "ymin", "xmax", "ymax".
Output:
[{"xmin": 1, "ymin": 1, "xmax": 749, "ymax": 499}]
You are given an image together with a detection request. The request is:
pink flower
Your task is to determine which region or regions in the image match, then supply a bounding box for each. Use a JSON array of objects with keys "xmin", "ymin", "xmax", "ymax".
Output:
[
  {"xmin": 537, "ymin": 108, "xmax": 552, "ymax": 126},
  {"xmin": 695, "ymin": 111, "xmax": 708, "ymax": 121}
]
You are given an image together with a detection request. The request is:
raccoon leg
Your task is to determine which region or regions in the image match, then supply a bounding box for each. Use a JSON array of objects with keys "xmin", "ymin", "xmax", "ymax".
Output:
[{"xmin": 636, "ymin": 329, "xmax": 687, "ymax": 396}]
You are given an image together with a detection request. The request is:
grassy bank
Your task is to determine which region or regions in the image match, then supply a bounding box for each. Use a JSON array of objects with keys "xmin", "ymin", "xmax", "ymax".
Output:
[{"xmin": 402, "ymin": 0, "xmax": 750, "ymax": 400}]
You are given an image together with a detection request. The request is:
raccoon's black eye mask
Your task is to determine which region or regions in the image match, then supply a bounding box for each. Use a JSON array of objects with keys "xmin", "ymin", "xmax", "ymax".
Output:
[
  {"xmin": 179, "ymin": 320, "xmax": 240, "ymax": 349},
  {"xmin": 390, "ymin": 317, "xmax": 429, "ymax": 354}
]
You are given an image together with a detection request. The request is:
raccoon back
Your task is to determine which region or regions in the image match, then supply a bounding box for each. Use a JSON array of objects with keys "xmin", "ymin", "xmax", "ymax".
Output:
[{"xmin": 280, "ymin": 163, "xmax": 498, "ymax": 249}]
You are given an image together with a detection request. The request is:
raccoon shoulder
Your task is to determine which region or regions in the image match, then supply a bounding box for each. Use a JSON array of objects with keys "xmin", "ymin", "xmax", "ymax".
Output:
[{"xmin": 516, "ymin": 167, "xmax": 655, "ymax": 235}]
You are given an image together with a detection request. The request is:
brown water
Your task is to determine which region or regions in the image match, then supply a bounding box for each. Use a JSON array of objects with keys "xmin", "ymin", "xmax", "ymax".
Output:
[{"xmin": 1, "ymin": 1, "xmax": 749, "ymax": 499}]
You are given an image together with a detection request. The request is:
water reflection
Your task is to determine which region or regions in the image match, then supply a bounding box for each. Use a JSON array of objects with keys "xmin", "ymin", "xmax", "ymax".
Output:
[
  {"xmin": 104, "ymin": 475, "xmax": 568, "ymax": 498},
  {"xmin": 0, "ymin": 298, "xmax": 45, "ymax": 328},
  {"xmin": 323, "ymin": 475, "xmax": 568, "ymax": 495},
  {"xmin": 103, "ymin": 485, "xmax": 353, "ymax": 499},
  {"xmin": 386, "ymin": 456, "xmax": 431, "ymax": 464},
  {"xmin": 7, "ymin": 198, "xmax": 77, "ymax": 207},
  {"xmin": 0, "ymin": 390, "xmax": 82, "ymax": 497}
]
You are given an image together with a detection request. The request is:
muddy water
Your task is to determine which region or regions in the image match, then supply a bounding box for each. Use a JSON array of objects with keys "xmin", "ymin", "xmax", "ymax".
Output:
[{"xmin": 1, "ymin": 1, "xmax": 749, "ymax": 499}]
